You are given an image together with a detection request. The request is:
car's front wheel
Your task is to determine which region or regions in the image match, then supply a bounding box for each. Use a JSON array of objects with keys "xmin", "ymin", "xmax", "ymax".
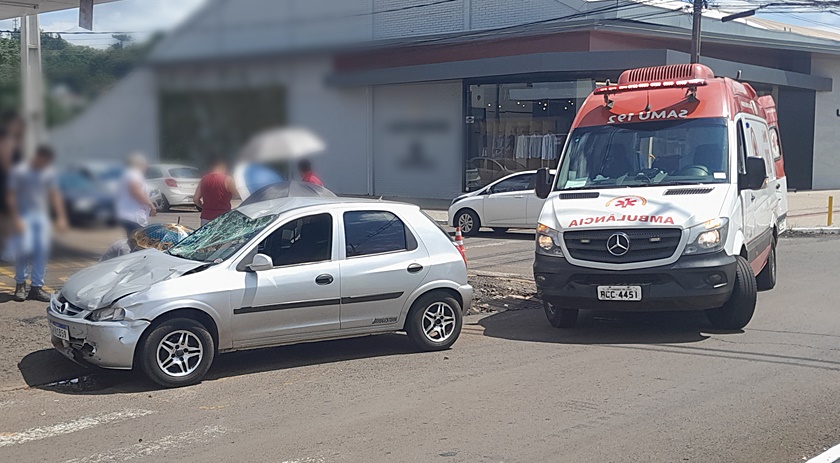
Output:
[
  {"xmin": 138, "ymin": 318, "xmax": 215, "ymax": 388},
  {"xmin": 456, "ymin": 209, "xmax": 480, "ymax": 236},
  {"xmin": 405, "ymin": 292, "xmax": 463, "ymax": 351}
]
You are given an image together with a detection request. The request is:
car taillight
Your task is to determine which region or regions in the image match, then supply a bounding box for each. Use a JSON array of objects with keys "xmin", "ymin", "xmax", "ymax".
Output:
[{"xmin": 164, "ymin": 178, "xmax": 178, "ymax": 188}]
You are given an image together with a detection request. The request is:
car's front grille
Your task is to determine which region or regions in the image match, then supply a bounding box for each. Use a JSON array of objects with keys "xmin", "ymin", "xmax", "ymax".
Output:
[
  {"xmin": 569, "ymin": 274, "xmax": 667, "ymax": 285},
  {"xmin": 564, "ymin": 228, "xmax": 682, "ymax": 264},
  {"xmin": 53, "ymin": 295, "xmax": 85, "ymax": 317}
]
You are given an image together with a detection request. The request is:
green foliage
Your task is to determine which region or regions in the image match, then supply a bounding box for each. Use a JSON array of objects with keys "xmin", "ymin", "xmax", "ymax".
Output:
[{"xmin": 0, "ymin": 30, "xmax": 158, "ymax": 126}]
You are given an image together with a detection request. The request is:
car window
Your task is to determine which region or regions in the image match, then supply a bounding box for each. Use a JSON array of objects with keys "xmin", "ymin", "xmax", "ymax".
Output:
[
  {"xmin": 169, "ymin": 167, "xmax": 201, "ymax": 179},
  {"xmin": 737, "ymin": 121, "xmax": 747, "ymax": 175},
  {"xmin": 491, "ymin": 174, "xmax": 534, "ymax": 193},
  {"xmin": 146, "ymin": 168, "xmax": 162, "ymax": 179},
  {"xmin": 344, "ymin": 211, "xmax": 416, "ymax": 257},
  {"xmin": 258, "ymin": 213, "xmax": 332, "ymax": 267},
  {"xmin": 168, "ymin": 210, "xmax": 277, "ymax": 263}
]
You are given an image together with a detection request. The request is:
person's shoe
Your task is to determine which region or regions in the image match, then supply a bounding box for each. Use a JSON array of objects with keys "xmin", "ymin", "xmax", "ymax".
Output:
[
  {"xmin": 27, "ymin": 286, "xmax": 51, "ymax": 303},
  {"xmin": 14, "ymin": 284, "xmax": 27, "ymax": 302}
]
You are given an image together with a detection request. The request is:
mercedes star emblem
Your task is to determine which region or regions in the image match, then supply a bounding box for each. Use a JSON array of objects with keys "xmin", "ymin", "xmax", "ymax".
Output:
[{"xmin": 607, "ymin": 232, "xmax": 631, "ymax": 257}]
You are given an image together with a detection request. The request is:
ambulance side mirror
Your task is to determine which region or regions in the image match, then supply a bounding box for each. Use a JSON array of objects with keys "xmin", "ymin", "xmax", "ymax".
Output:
[
  {"xmin": 535, "ymin": 168, "xmax": 551, "ymax": 199},
  {"xmin": 742, "ymin": 157, "xmax": 768, "ymax": 191}
]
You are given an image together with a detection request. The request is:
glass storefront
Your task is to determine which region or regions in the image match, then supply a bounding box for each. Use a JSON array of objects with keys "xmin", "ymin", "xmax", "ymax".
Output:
[{"xmin": 465, "ymin": 80, "xmax": 594, "ymax": 191}]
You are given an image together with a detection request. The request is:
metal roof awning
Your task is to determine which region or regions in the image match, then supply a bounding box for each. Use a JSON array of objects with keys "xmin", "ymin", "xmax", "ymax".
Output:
[
  {"xmin": 0, "ymin": 0, "xmax": 118, "ymax": 21},
  {"xmin": 328, "ymin": 49, "xmax": 832, "ymax": 92}
]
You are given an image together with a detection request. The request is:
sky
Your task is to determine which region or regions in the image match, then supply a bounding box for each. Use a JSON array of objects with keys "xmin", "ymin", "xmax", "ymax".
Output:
[
  {"xmin": 0, "ymin": 0, "xmax": 837, "ymax": 48},
  {"xmin": 0, "ymin": 0, "xmax": 207, "ymax": 48}
]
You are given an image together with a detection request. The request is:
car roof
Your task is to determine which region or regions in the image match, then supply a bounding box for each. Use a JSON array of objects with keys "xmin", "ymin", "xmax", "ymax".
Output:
[
  {"xmin": 237, "ymin": 196, "xmax": 420, "ymax": 219},
  {"xmin": 150, "ymin": 164, "xmax": 197, "ymax": 170}
]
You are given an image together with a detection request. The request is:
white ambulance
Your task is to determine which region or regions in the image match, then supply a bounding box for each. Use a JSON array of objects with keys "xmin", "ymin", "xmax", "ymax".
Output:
[{"xmin": 532, "ymin": 64, "xmax": 787, "ymax": 330}]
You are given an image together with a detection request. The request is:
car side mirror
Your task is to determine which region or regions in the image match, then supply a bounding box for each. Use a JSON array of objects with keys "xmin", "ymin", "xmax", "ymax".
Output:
[
  {"xmin": 535, "ymin": 168, "xmax": 551, "ymax": 199},
  {"xmin": 247, "ymin": 253, "xmax": 274, "ymax": 272},
  {"xmin": 742, "ymin": 157, "xmax": 768, "ymax": 191}
]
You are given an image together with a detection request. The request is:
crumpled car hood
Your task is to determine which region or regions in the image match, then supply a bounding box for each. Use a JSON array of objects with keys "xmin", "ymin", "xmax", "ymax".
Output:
[{"xmin": 61, "ymin": 249, "xmax": 205, "ymax": 311}]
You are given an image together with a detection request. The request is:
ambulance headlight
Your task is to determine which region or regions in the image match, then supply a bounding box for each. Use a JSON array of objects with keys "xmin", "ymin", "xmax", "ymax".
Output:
[
  {"xmin": 684, "ymin": 218, "xmax": 729, "ymax": 255},
  {"xmin": 536, "ymin": 224, "xmax": 564, "ymax": 257}
]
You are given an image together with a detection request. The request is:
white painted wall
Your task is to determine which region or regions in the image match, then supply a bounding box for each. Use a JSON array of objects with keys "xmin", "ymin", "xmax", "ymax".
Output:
[
  {"xmin": 811, "ymin": 56, "xmax": 840, "ymax": 190},
  {"xmin": 372, "ymin": 81, "xmax": 464, "ymax": 199},
  {"xmin": 49, "ymin": 68, "xmax": 160, "ymax": 166},
  {"xmin": 157, "ymin": 55, "xmax": 372, "ymax": 196}
]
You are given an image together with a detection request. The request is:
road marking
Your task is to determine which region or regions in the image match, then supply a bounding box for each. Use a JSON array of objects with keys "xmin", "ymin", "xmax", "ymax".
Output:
[
  {"xmin": 0, "ymin": 409, "xmax": 154, "ymax": 448},
  {"xmin": 280, "ymin": 458, "xmax": 325, "ymax": 463},
  {"xmin": 464, "ymin": 241, "xmax": 512, "ymax": 249},
  {"xmin": 805, "ymin": 442, "xmax": 840, "ymax": 463},
  {"xmin": 63, "ymin": 425, "xmax": 228, "ymax": 463}
]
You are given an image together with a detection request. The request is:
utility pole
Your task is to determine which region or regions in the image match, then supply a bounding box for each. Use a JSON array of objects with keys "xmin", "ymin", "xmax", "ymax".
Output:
[
  {"xmin": 689, "ymin": 0, "xmax": 704, "ymax": 64},
  {"xmin": 20, "ymin": 14, "xmax": 44, "ymax": 161}
]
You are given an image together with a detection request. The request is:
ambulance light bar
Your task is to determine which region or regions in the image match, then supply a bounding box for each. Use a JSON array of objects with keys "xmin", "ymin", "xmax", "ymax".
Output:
[{"xmin": 594, "ymin": 78, "xmax": 708, "ymax": 95}]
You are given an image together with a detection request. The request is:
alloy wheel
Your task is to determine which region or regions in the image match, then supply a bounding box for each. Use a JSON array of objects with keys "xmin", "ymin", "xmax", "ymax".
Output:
[
  {"xmin": 422, "ymin": 302, "xmax": 457, "ymax": 343},
  {"xmin": 458, "ymin": 213, "xmax": 474, "ymax": 234},
  {"xmin": 156, "ymin": 330, "xmax": 204, "ymax": 377}
]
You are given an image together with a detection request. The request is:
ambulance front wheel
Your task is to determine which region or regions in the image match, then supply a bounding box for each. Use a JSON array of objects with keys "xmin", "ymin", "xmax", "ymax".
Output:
[
  {"xmin": 706, "ymin": 256, "xmax": 757, "ymax": 331},
  {"xmin": 544, "ymin": 301, "xmax": 578, "ymax": 329}
]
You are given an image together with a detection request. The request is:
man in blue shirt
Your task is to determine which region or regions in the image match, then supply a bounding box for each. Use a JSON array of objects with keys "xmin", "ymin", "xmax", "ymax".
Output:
[{"xmin": 6, "ymin": 145, "xmax": 67, "ymax": 302}]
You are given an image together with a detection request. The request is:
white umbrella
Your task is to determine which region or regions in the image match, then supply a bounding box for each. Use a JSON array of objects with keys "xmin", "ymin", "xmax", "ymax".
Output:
[{"xmin": 238, "ymin": 127, "xmax": 326, "ymax": 162}]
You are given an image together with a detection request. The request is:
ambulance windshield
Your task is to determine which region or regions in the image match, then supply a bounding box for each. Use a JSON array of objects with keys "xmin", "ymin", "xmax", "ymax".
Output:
[{"xmin": 555, "ymin": 118, "xmax": 729, "ymax": 191}]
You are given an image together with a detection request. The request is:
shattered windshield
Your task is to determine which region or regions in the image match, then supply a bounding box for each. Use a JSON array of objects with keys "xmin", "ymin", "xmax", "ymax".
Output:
[
  {"xmin": 555, "ymin": 118, "xmax": 729, "ymax": 190},
  {"xmin": 168, "ymin": 210, "xmax": 277, "ymax": 263}
]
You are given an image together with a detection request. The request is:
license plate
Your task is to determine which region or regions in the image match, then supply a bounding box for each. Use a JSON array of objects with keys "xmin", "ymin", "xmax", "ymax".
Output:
[
  {"xmin": 50, "ymin": 322, "xmax": 70, "ymax": 341},
  {"xmin": 597, "ymin": 286, "xmax": 642, "ymax": 301}
]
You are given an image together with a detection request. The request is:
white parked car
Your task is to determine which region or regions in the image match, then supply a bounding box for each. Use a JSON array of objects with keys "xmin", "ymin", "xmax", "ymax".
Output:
[
  {"xmin": 48, "ymin": 197, "xmax": 472, "ymax": 388},
  {"xmin": 448, "ymin": 170, "xmax": 556, "ymax": 236},
  {"xmin": 145, "ymin": 164, "xmax": 201, "ymax": 211}
]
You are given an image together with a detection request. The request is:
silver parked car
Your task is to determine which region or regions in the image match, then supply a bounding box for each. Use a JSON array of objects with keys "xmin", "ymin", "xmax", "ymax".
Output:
[{"xmin": 47, "ymin": 197, "xmax": 472, "ymax": 387}]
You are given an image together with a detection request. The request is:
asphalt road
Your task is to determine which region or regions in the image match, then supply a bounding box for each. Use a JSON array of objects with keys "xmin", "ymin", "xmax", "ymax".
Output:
[{"xmin": 1, "ymin": 221, "xmax": 839, "ymax": 462}]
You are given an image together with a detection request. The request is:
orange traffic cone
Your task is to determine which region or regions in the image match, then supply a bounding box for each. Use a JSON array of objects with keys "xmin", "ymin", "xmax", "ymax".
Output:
[{"xmin": 455, "ymin": 227, "xmax": 466, "ymax": 265}]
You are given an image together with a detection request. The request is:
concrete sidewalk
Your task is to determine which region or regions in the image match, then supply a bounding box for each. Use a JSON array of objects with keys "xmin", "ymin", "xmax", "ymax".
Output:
[{"xmin": 786, "ymin": 189, "xmax": 840, "ymax": 229}]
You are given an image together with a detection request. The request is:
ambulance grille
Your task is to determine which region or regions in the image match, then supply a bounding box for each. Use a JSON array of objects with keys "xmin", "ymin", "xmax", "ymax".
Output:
[
  {"xmin": 664, "ymin": 188, "xmax": 713, "ymax": 196},
  {"xmin": 564, "ymin": 228, "xmax": 682, "ymax": 264},
  {"xmin": 559, "ymin": 192, "xmax": 600, "ymax": 200},
  {"xmin": 624, "ymin": 65, "xmax": 694, "ymax": 83}
]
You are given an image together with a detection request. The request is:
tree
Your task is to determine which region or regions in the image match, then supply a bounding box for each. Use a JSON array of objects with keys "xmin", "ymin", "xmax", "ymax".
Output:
[{"xmin": 110, "ymin": 34, "xmax": 133, "ymax": 50}]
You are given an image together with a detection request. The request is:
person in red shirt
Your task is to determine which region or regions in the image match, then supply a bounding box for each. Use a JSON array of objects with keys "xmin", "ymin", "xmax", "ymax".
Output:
[
  {"xmin": 194, "ymin": 157, "xmax": 237, "ymax": 226},
  {"xmin": 298, "ymin": 159, "xmax": 323, "ymax": 187}
]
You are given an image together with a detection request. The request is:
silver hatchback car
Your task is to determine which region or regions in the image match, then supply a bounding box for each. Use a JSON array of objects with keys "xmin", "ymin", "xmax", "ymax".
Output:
[{"xmin": 47, "ymin": 197, "xmax": 472, "ymax": 387}]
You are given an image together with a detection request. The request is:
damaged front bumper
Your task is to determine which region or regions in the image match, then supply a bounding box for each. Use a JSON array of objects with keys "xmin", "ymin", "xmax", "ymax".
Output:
[{"xmin": 46, "ymin": 304, "xmax": 150, "ymax": 370}]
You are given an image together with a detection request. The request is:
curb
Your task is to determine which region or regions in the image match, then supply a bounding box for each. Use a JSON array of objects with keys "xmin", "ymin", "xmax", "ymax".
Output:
[{"xmin": 786, "ymin": 227, "xmax": 840, "ymax": 235}]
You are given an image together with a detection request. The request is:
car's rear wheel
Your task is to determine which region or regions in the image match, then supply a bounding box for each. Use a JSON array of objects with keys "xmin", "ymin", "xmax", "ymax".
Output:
[
  {"xmin": 160, "ymin": 196, "xmax": 171, "ymax": 212},
  {"xmin": 456, "ymin": 209, "xmax": 480, "ymax": 236},
  {"xmin": 756, "ymin": 240, "xmax": 777, "ymax": 291},
  {"xmin": 405, "ymin": 292, "xmax": 463, "ymax": 351},
  {"xmin": 544, "ymin": 301, "xmax": 578, "ymax": 328},
  {"xmin": 706, "ymin": 256, "xmax": 757, "ymax": 330},
  {"xmin": 138, "ymin": 318, "xmax": 215, "ymax": 388}
]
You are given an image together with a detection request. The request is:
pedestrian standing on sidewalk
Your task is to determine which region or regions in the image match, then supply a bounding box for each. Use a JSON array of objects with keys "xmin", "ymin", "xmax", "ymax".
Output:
[
  {"xmin": 194, "ymin": 156, "xmax": 236, "ymax": 226},
  {"xmin": 298, "ymin": 159, "xmax": 323, "ymax": 187},
  {"xmin": 6, "ymin": 145, "xmax": 68, "ymax": 302},
  {"xmin": 116, "ymin": 153, "xmax": 156, "ymax": 238}
]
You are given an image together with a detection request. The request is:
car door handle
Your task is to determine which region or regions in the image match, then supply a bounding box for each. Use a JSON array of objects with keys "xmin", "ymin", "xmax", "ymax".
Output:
[
  {"xmin": 514, "ymin": 195, "xmax": 525, "ymax": 199},
  {"xmin": 407, "ymin": 264, "xmax": 424, "ymax": 274},
  {"xmin": 315, "ymin": 274, "xmax": 334, "ymax": 285}
]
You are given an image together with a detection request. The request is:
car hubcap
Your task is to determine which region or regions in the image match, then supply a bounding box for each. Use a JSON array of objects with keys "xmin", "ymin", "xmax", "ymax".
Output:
[
  {"xmin": 545, "ymin": 301, "xmax": 556, "ymax": 317},
  {"xmin": 156, "ymin": 330, "xmax": 203, "ymax": 377},
  {"xmin": 458, "ymin": 214, "xmax": 473, "ymax": 233},
  {"xmin": 422, "ymin": 302, "xmax": 457, "ymax": 343}
]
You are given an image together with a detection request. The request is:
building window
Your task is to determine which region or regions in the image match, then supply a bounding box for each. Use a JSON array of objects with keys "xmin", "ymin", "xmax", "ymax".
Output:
[{"xmin": 465, "ymin": 80, "xmax": 593, "ymax": 191}]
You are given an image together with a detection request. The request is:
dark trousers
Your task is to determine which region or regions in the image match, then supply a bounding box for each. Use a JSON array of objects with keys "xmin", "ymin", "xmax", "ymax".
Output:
[{"xmin": 120, "ymin": 220, "xmax": 143, "ymax": 238}]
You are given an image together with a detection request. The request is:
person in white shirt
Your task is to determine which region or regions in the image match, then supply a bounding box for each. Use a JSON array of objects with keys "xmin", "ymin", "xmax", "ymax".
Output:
[{"xmin": 116, "ymin": 153, "xmax": 156, "ymax": 237}]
